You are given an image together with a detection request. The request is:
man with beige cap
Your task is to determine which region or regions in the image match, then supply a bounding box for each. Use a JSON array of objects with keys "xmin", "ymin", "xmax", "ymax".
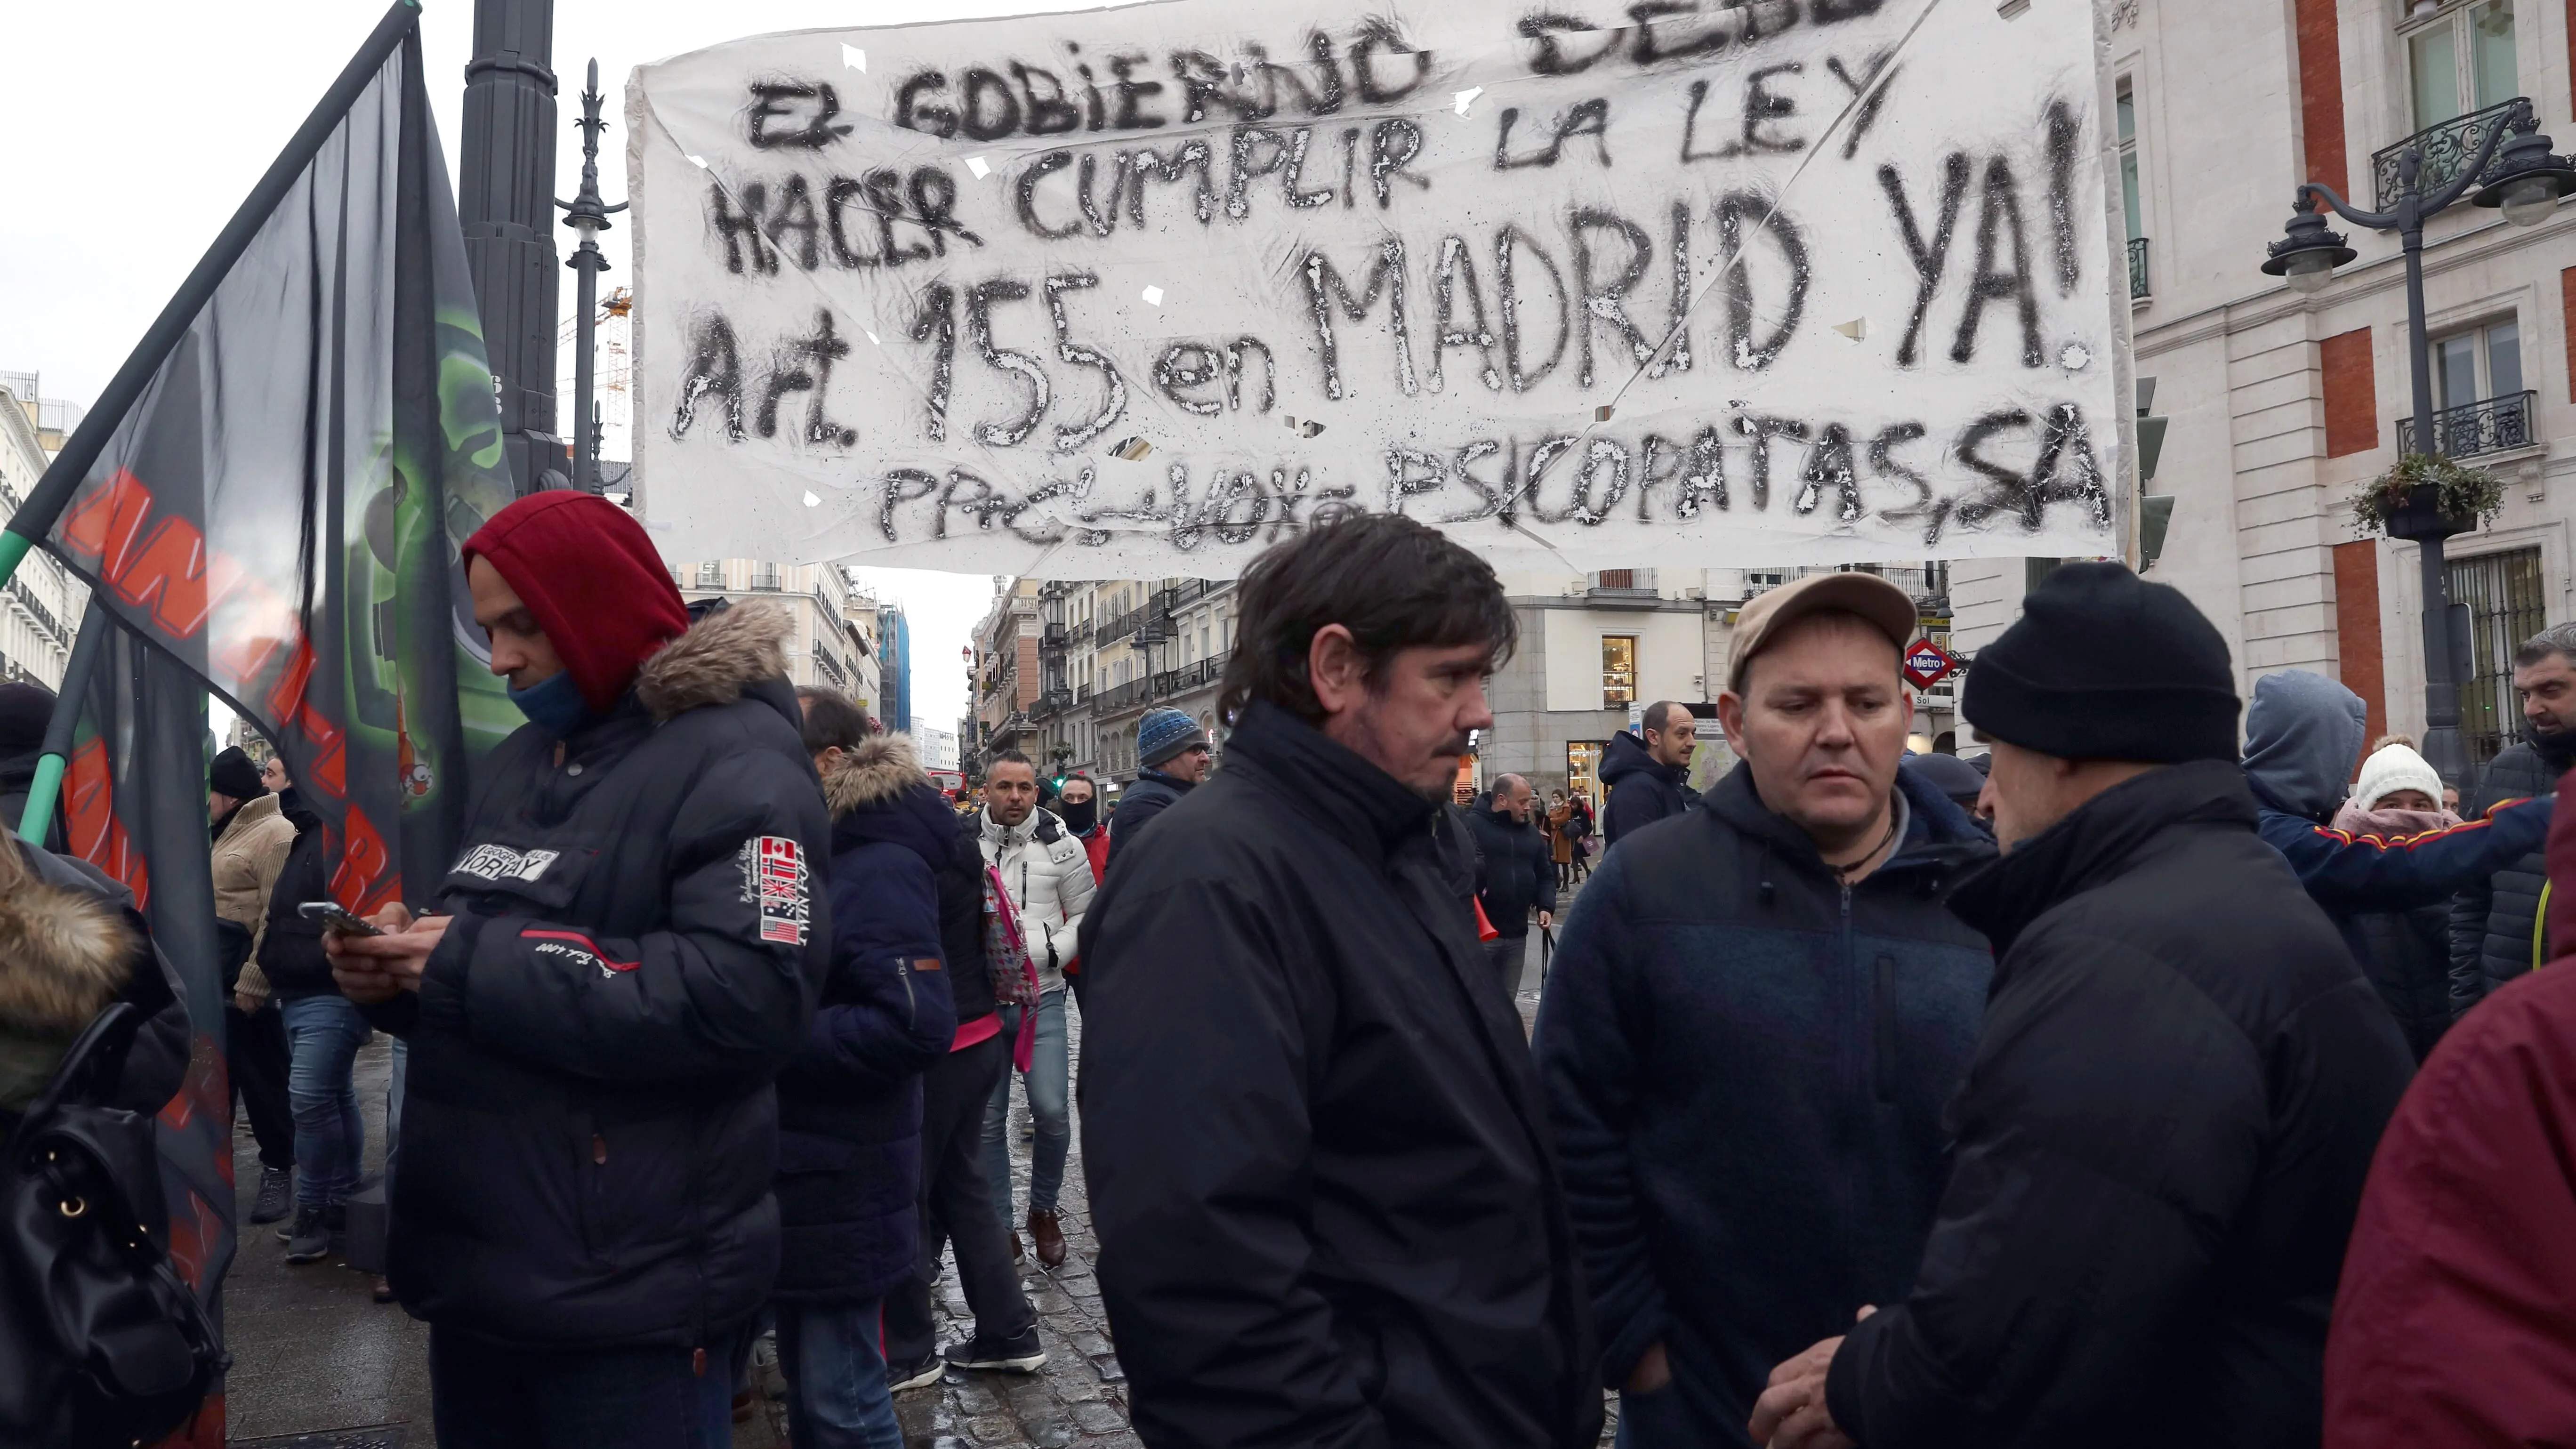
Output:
[{"xmin": 1532, "ymin": 571, "xmax": 1997, "ymax": 1449}]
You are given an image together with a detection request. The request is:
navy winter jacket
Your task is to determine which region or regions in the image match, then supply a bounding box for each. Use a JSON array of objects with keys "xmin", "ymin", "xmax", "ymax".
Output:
[
  {"xmin": 1600, "ymin": 730, "xmax": 1690, "ymax": 848},
  {"xmin": 1535, "ymin": 762, "xmax": 1995, "ymax": 1447},
  {"xmin": 773, "ymin": 735, "xmax": 958, "ymax": 1304},
  {"xmin": 1106, "ymin": 768, "xmax": 1193, "ymax": 869},
  {"xmin": 2240, "ymin": 671, "xmax": 2550, "ymax": 969}
]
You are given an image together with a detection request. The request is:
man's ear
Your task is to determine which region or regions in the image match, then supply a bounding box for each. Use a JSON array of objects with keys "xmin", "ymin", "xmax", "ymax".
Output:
[{"xmin": 1307, "ymin": 623, "xmax": 1367, "ymax": 716}]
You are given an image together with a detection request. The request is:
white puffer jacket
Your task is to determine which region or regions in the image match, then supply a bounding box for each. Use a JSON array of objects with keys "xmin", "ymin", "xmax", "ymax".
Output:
[{"xmin": 979, "ymin": 805, "xmax": 1097, "ymax": 993}]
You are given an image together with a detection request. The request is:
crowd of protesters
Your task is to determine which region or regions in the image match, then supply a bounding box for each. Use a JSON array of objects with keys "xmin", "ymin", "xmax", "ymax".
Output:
[{"xmin": 17, "ymin": 493, "xmax": 2576, "ymax": 1448}]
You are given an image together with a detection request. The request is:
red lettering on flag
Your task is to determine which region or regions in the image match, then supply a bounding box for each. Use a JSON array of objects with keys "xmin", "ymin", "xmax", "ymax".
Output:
[
  {"xmin": 330, "ymin": 810, "xmax": 399, "ymax": 913},
  {"xmin": 64, "ymin": 736, "xmax": 148, "ymax": 908}
]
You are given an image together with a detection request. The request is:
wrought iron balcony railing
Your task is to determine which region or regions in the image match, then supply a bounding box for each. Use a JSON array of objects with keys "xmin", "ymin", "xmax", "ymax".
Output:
[
  {"xmin": 2398, "ymin": 390, "xmax": 2537, "ymax": 459},
  {"xmin": 2374, "ymin": 98, "xmax": 2519, "ymax": 211},
  {"xmin": 1094, "ymin": 677, "xmax": 1153, "ymax": 714},
  {"xmin": 2127, "ymin": 236, "xmax": 2150, "ymax": 300}
]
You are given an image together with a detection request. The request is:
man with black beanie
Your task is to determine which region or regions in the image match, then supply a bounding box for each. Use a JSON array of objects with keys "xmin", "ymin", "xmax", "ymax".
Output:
[{"xmin": 1751, "ymin": 563, "xmax": 2415, "ymax": 1449}]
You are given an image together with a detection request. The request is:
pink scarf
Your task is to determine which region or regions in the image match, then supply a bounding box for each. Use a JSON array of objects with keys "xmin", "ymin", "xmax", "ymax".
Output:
[{"xmin": 2328, "ymin": 802, "xmax": 2463, "ymax": 840}]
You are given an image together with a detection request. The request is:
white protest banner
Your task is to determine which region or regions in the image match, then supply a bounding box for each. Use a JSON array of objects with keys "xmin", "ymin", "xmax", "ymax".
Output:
[{"xmin": 629, "ymin": 0, "xmax": 2126, "ymax": 575}]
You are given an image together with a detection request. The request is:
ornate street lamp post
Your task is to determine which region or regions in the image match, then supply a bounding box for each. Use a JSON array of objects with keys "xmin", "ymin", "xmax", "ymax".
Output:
[
  {"xmin": 557, "ymin": 59, "xmax": 626, "ymax": 494},
  {"xmin": 2259, "ymin": 97, "xmax": 2575, "ymax": 785}
]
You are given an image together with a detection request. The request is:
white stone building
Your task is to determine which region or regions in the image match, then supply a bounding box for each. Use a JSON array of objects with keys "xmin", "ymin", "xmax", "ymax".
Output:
[
  {"xmin": 1951, "ymin": 0, "xmax": 2575, "ymax": 768},
  {"xmin": 0, "ymin": 382, "xmax": 87, "ymax": 690},
  {"xmin": 674, "ymin": 558, "xmax": 878, "ymax": 710}
]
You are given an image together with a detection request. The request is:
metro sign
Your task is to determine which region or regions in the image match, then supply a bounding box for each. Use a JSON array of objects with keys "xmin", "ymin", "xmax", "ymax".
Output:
[{"xmin": 1903, "ymin": 640, "xmax": 1959, "ymax": 690}]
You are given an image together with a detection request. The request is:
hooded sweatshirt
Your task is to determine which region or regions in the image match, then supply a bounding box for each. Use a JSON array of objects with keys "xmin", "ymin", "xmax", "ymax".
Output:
[
  {"xmin": 2243, "ymin": 670, "xmax": 2550, "ymax": 966},
  {"xmin": 462, "ymin": 491, "xmax": 693, "ymax": 715}
]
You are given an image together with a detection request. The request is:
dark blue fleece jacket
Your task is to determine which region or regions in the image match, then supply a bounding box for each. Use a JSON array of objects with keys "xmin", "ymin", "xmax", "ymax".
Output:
[
  {"xmin": 773, "ymin": 736, "xmax": 958, "ymax": 1304},
  {"xmin": 1534, "ymin": 762, "xmax": 1995, "ymax": 1448}
]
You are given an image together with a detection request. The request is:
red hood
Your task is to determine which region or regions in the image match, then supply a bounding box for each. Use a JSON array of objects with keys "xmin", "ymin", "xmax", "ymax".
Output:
[{"xmin": 462, "ymin": 492, "xmax": 690, "ymax": 713}]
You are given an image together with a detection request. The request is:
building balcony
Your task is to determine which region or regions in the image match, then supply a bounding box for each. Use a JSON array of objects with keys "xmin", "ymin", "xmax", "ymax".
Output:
[
  {"xmin": 1154, "ymin": 657, "xmax": 1223, "ymax": 698},
  {"xmin": 1040, "ymin": 620, "xmax": 1070, "ymax": 653},
  {"xmin": 2398, "ymin": 390, "xmax": 2538, "ymax": 460},
  {"xmin": 810, "ymin": 642, "xmax": 847, "ymax": 690},
  {"xmin": 749, "ymin": 565, "xmax": 783, "ymax": 592},
  {"xmin": 2127, "ymin": 236, "xmax": 2149, "ymax": 302},
  {"xmin": 2374, "ymin": 98, "xmax": 2517, "ymax": 212},
  {"xmin": 1094, "ymin": 677, "xmax": 1153, "ymax": 714}
]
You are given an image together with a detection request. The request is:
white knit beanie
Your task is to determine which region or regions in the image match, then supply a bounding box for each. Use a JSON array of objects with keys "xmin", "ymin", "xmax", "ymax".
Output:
[{"xmin": 2352, "ymin": 742, "xmax": 2445, "ymax": 811}]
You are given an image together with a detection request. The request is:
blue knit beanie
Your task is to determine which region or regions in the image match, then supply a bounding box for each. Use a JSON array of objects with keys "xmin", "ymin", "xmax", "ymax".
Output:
[{"xmin": 1138, "ymin": 708, "xmax": 1202, "ymax": 768}]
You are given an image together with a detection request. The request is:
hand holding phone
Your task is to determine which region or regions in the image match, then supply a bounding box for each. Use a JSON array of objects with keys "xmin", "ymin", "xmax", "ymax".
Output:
[{"xmin": 299, "ymin": 901, "xmax": 384, "ymax": 936}]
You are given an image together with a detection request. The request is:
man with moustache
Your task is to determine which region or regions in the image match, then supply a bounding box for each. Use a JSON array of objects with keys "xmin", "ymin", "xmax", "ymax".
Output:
[
  {"xmin": 1535, "ymin": 572, "xmax": 1997, "ymax": 1448},
  {"xmin": 1077, "ymin": 514, "xmax": 1600, "ymax": 1449}
]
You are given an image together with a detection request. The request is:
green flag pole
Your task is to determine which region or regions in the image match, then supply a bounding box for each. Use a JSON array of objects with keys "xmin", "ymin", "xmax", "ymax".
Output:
[
  {"xmin": 17, "ymin": 598, "xmax": 111, "ymax": 846},
  {"xmin": 0, "ymin": 0, "xmax": 421, "ymax": 594}
]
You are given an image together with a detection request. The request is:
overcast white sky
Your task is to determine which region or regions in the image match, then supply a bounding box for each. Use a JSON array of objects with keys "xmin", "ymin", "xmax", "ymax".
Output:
[{"xmin": 0, "ymin": 0, "xmax": 1075, "ymax": 733}]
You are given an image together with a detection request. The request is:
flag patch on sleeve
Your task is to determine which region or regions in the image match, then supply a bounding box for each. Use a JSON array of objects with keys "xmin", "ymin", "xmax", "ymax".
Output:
[{"xmin": 744, "ymin": 835, "xmax": 809, "ymax": 946}]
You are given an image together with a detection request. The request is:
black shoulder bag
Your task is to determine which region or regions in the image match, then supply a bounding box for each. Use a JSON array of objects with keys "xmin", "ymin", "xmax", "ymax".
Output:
[{"xmin": 0, "ymin": 1002, "xmax": 226, "ymax": 1447}]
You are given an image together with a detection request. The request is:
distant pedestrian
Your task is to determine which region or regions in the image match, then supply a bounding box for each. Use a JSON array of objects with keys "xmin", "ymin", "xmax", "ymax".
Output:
[
  {"xmin": 1900, "ymin": 751, "xmax": 1988, "ymax": 821},
  {"xmin": 209, "ymin": 744, "xmax": 297, "ymax": 1232},
  {"xmin": 328, "ymin": 492, "xmax": 827, "ymax": 1449},
  {"xmin": 1106, "ymin": 708, "xmax": 1208, "ymax": 868},
  {"xmin": 1056, "ymin": 775, "xmax": 1108, "ymax": 885},
  {"xmin": 252, "ymin": 754, "xmax": 378, "ymax": 1264},
  {"xmin": 0, "ymin": 680, "xmax": 64, "ymax": 849},
  {"xmin": 2453, "ymin": 621, "xmax": 2576, "ymax": 1018},
  {"xmin": 1752, "ymin": 564, "xmax": 2413, "ymax": 1449},
  {"xmin": 1538, "ymin": 571, "xmax": 1995, "ymax": 1448},
  {"xmin": 1079, "ymin": 513, "xmax": 1601, "ymax": 1449},
  {"xmin": 771, "ymin": 691, "xmax": 956, "ymax": 1449},
  {"xmin": 1547, "ymin": 790, "xmax": 1576, "ymax": 887},
  {"xmin": 1565, "ymin": 791, "xmax": 1595, "ymax": 881},
  {"xmin": 2240, "ymin": 673, "xmax": 2547, "ymax": 1060},
  {"xmin": 2326, "ymin": 762, "xmax": 2576, "ymax": 1445},
  {"xmin": 977, "ymin": 750, "xmax": 1096, "ymax": 1271},
  {"xmin": 1467, "ymin": 773, "xmax": 1555, "ymax": 993},
  {"xmin": 1602, "ymin": 701, "xmax": 1697, "ymax": 848}
]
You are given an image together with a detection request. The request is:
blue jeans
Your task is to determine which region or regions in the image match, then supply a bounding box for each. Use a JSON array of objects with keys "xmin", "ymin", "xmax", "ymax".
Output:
[
  {"xmin": 982, "ymin": 989, "xmax": 1069, "ymax": 1217},
  {"xmin": 776, "ymin": 1298, "xmax": 902, "ymax": 1449},
  {"xmin": 429, "ymin": 1324, "xmax": 740, "ymax": 1449},
  {"xmin": 279, "ymin": 994, "xmax": 371, "ymax": 1211}
]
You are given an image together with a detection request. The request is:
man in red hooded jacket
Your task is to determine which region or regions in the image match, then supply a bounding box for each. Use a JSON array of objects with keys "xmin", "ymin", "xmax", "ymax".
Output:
[
  {"xmin": 2324, "ymin": 761, "xmax": 2576, "ymax": 1444},
  {"xmin": 330, "ymin": 491, "xmax": 829, "ymax": 1449}
]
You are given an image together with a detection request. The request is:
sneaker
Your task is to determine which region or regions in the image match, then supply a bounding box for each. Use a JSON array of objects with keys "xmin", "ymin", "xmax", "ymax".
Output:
[
  {"xmin": 249, "ymin": 1166, "xmax": 293, "ymax": 1224},
  {"xmin": 886, "ymin": 1353, "xmax": 947, "ymax": 1393},
  {"xmin": 943, "ymin": 1327, "xmax": 1046, "ymax": 1374},
  {"xmin": 283, "ymin": 1206, "xmax": 332, "ymax": 1264}
]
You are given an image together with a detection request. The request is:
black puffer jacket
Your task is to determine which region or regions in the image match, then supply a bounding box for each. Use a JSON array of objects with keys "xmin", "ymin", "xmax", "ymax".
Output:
[
  {"xmin": 1077, "ymin": 701, "xmax": 1602, "ymax": 1449},
  {"xmin": 361, "ymin": 604, "xmax": 830, "ymax": 1352},
  {"xmin": 1825, "ymin": 762, "xmax": 2414, "ymax": 1449},
  {"xmin": 255, "ymin": 790, "xmax": 335, "ymax": 1000},
  {"xmin": 2450, "ymin": 736, "xmax": 2573, "ymax": 1018},
  {"xmin": 1467, "ymin": 803, "xmax": 1556, "ymax": 937},
  {"xmin": 2352, "ymin": 906, "xmax": 2453, "ymax": 1062}
]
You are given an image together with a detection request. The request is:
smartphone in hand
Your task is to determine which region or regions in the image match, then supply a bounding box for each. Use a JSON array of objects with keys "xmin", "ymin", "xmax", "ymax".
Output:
[{"xmin": 298, "ymin": 901, "xmax": 384, "ymax": 937}]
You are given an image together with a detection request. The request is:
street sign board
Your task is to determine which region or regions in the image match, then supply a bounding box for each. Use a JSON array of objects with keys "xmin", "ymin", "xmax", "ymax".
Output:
[{"xmin": 1903, "ymin": 639, "xmax": 1958, "ymax": 690}]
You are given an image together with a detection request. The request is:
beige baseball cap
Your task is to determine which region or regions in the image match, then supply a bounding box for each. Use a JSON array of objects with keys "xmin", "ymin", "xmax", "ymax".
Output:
[{"xmin": 1726, "ymin": 572, "xmax": 1918, "ymax": 693}]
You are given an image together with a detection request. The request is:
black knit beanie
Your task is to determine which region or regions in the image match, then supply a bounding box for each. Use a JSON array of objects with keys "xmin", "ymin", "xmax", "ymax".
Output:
[
  {"xmin": 209, "ymin": 746, "xmax": 267, "ymax": 800},
  {"xmin": 1962, "ymin": 563, "xmax": 2240, "ymax": 763},
  {"xmin": 0, "ymin": 681, "xmax": 55, "ymax": 756}
]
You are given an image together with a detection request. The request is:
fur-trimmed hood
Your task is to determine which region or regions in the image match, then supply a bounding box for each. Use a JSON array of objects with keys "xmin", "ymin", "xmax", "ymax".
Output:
[
  {"xmin": 637, "ymin": 601, "xmax": 791, "ymax": 724},
  {"xmin": 821, "ymin": 734, "xmax": 961, "ymax": 870},
  {"xmin": 823, "ymin": 733, "xmax": 930, "ymax": 815},
  {"xmin": 0, "ymin": 851, "xmax": 139, "ymax": 1038}
]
